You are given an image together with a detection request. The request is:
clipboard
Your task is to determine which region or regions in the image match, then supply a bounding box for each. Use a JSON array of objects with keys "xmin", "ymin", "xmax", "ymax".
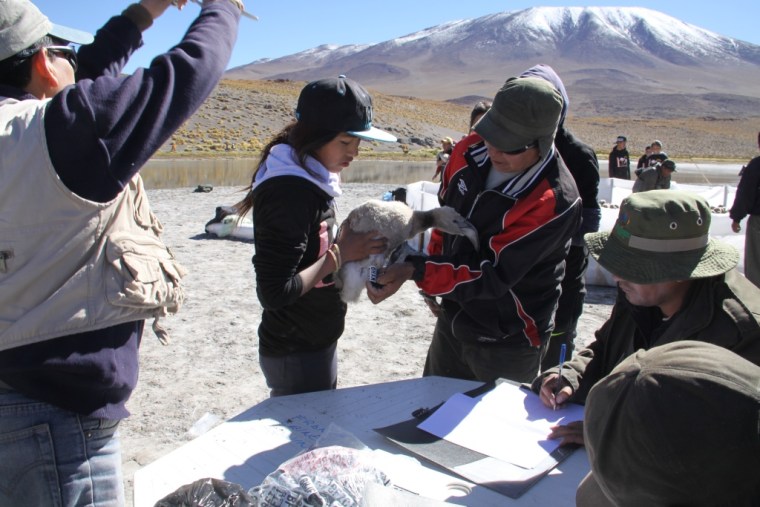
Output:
[{"xmin": 373, "ymin": 379, "xmax": 580, "ymax": 499}]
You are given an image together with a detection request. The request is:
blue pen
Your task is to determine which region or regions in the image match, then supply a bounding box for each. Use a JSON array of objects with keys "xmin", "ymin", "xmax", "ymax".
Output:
[{"xmin": 554, "ymin": 343, "xmax": 567, "ymax": 410}]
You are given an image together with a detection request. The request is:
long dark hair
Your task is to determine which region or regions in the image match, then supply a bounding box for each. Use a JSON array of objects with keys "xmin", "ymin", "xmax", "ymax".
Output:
[{"xmin": 234, "ymin": 121, "xmax": 339, "ymax": 217}]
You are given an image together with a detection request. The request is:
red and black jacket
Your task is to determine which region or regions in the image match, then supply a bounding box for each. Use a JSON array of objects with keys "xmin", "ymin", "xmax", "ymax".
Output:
[{"xmin": 409, "ymin": 132, "xmax": 581, "ymax": 348}]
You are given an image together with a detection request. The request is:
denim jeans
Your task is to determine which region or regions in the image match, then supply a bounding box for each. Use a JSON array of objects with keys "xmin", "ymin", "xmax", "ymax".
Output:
[{"xmin": 0, "ymin": 389, "xmax": 124, "ymax": 507}]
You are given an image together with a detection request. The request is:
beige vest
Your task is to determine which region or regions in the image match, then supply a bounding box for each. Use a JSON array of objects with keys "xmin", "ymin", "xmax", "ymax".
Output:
[{"xmin": 0, "ymin": 98, "xmax": 186, "ymax": 352}]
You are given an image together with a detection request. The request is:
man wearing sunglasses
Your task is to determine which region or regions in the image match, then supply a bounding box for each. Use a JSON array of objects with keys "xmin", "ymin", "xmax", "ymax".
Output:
[
  {"xmin": 0, "ymin": 0, "xmax": 243, "ymax": 505},
  {"xmin": 368, "ymin": 75, "xmax": 581, "ymax": 384}
]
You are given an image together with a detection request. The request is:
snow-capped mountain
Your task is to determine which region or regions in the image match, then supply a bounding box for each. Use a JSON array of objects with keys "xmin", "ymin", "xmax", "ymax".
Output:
[{"xmin": 226, "ymin": 7, "xmax": 760, "ymax": 116}]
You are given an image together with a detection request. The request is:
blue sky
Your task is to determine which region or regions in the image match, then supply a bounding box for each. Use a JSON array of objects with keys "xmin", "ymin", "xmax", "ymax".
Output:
[{"xmin": 33, "ymin": 1, "xmax": 760, "ymax": 73}]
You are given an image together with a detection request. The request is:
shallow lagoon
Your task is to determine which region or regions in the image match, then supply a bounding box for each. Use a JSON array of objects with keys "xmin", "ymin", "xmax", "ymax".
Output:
[
  {"xmin": 141, "ymin": 157, "xmax": 746, "ymax": 190},
  {"xmin": 141, "ymin": 159, "xmax": 439, "ymax": 189}
]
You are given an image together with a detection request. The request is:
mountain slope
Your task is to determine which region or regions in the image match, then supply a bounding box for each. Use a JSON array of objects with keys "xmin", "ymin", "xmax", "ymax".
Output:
[{"xmin": 226, "ymin": 6, "xmax": 760, "ymax": 114}]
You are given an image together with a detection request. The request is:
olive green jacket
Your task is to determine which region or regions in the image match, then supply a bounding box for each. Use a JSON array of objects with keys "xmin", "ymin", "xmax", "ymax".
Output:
[{"xmin": 533, "ymin": 269, "xmax": 760, "ymax": 403}]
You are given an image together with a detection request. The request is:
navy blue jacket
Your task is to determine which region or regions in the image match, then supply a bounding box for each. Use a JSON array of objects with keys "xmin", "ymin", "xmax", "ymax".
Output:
[{"xmin": 0, "ymin": 2, "xmax": 240, "ymax": 418}]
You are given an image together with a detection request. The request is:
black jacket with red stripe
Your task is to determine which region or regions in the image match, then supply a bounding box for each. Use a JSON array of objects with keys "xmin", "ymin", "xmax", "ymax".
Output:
[{"xmin": 410, "ymin": 132, "xmax": 581, "ymax": 348}]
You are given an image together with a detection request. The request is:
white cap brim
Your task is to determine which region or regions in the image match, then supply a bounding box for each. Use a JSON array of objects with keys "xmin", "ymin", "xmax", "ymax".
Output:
[
  {"xmin": 49, "ymin": 22, "xmax": 94, "ymax": 46},
  {"xmin": 348, "ymin": 126, "xmax": 397, "ymax": 143}
]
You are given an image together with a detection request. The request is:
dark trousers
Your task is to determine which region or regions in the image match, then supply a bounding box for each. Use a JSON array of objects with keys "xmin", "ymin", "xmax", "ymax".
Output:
[
  {"xmin": 746, "ymin": 215, "xmax": 760, "ymax": 288},
  {"xmin": 259, "ymin": 342, "xmax": 338, "ymax": 397},
  {"xmin": 541, "ymin": 244, "xmax": 589, "ymax": 372},
  {"xmin": 423, "ymin": 312, "xmax": 545, "ymax": 384}
]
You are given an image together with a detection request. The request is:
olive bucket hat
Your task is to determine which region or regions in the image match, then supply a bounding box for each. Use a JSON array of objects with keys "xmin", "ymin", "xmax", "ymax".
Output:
[{"xmin": 584, "ymin": 190, "xmax": 738, "ymax": 283}]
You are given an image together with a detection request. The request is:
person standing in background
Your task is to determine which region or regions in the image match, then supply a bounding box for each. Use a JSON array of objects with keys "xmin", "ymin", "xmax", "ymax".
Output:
[
  {"xmin": 636, "ymin": 144, "xmax": 652, "ymax": 169},
  {"xmin": 0, "ymin": 1, "xmax": 243, "ymax": 505},
  {"xmin": 730, "ymin": 131, "xmax": 760, "ymax": 288},
  {"xmin": 518, "ymin": 64, "xmax": 600, "ymax": 375},
  {"xmin": 432, "ymin": 136, "xmax": 454, "ymax": 181},
  {"xmin": 608, "ymin": 135, "xmax": 630, "ymax": 179},
  {"xmin": 645, "ymin": 139, "xmax": 668, "ymax": 167}
]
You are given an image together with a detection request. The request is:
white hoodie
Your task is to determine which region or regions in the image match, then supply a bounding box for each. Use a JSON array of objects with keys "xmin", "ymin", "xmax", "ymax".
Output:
[{"xmin": 253, "ymin": 144, "xmax": 342, "ymax": 198}]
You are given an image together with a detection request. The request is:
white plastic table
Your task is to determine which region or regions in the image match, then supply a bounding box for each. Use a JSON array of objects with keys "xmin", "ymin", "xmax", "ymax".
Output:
[{"xmin": 133, "ymin": 376, "xmax": 589, "ymax": 506}]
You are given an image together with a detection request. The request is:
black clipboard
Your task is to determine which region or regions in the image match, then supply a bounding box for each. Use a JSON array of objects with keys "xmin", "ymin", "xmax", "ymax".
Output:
[{"xmin": 373, "ymin": 379, "xmax": 580, "ymax": 499}]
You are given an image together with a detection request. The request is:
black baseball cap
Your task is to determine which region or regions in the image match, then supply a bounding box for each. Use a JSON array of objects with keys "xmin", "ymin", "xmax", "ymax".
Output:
[{"xmin": 295, "ymin": 75, "xmax": 396, "ymax": 143}]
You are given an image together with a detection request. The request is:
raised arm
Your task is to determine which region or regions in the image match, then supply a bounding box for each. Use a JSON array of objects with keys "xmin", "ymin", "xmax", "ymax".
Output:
[{"xmin": 46, "ymin": 0, "xmax": 242, "ymax": 202}]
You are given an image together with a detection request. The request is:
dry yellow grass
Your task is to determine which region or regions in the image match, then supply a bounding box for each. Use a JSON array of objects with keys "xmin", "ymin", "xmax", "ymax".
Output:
[
  {"xmin": 566, "ymin": 116, "xmax": 759, "ymax": 162},
  {"xmin": 156, "ymin": 79, "xmax": 760, "ymax": 163}
]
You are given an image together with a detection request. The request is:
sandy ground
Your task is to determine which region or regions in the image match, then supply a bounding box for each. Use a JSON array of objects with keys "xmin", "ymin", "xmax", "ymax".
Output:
[{"xmin": 121, "ymin": 183, "xmax": 617, "ymax": 506}]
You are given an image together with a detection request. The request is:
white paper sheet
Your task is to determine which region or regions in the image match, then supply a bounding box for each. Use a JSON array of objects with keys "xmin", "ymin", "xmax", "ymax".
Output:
[{"xmin": 417, "ymin": 383, "xmax": 584, "ymax": 469}]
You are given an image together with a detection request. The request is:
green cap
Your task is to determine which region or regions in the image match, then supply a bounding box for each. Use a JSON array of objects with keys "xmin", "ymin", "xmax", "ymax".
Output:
[
  {"xmin": 584, "ymin": 190, "xmax": 738, "ymax": 283},
  {"xmin": 474, "ymin": 76, "xmax": 563, "ymax": 158}
]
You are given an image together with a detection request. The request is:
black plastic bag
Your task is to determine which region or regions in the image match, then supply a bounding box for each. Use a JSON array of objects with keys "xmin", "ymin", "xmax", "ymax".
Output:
[{"xmin": 155, "ymin": 478, "xmax": 255, "ymax": 507}]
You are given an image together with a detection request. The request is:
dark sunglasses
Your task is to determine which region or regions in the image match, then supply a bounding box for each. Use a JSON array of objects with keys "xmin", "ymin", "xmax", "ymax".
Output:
[
  {"xmin": 501, "ymin": 142, "xmax": 537, "ymax": 156},
  {"xmin": 46, "ymin": 46, "xmax": 78, "ymax": 73},
  {"xmin": 14, "ymin": 45, "xmax": 78, "ymax": 73}
]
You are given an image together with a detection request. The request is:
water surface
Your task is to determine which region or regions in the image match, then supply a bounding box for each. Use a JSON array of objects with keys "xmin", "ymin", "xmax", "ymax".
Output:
[{"xmin": 141, "ymin": 157, "xmax": 745, "ymax": 189}]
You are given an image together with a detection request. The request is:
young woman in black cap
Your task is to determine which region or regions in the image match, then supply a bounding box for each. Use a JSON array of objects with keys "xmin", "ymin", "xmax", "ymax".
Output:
[{"xmin": 236, "ymin": 76, "xmax": 396, "ymax": 397}]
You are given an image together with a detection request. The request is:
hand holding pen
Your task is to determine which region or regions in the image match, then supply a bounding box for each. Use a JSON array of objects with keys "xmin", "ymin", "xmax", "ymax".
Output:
[{"xmin": 538, "ymin": 343, "xmax": 573, "ymax": 409}]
